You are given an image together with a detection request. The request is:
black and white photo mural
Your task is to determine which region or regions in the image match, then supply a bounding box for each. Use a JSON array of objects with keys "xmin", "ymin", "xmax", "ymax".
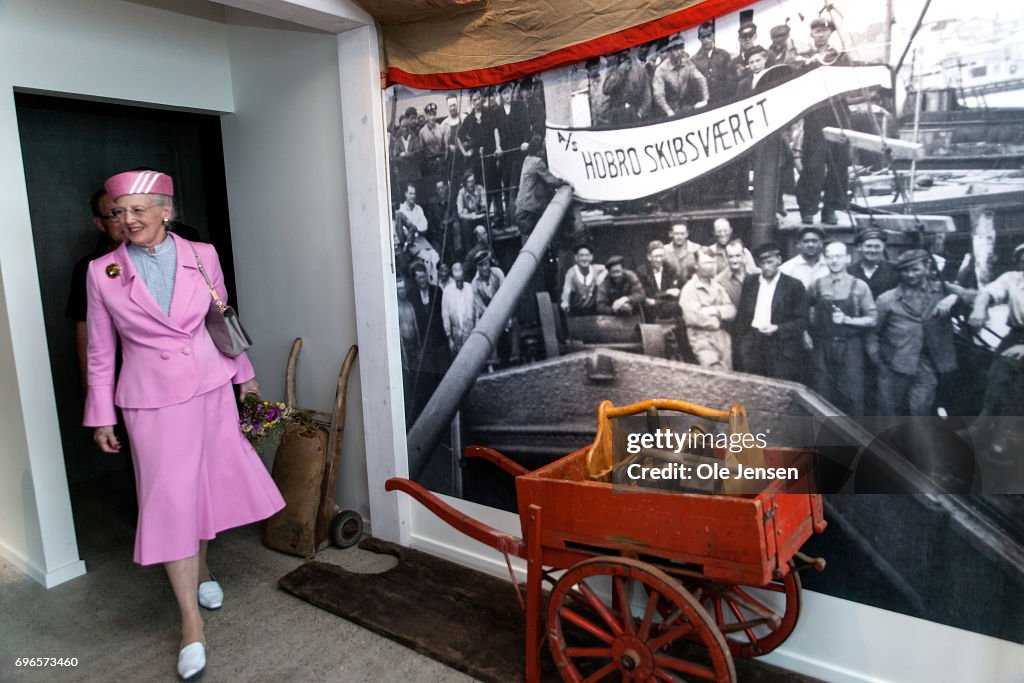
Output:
[{"xmin": 385, "ymin": 0, "xmax": 1024, "ymax": 641}]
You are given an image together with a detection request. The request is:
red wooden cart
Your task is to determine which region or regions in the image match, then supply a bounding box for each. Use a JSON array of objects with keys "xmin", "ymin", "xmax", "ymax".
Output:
[{"xmin": 386, "ymin": 399, "xmax": 827, "ymax": 682}]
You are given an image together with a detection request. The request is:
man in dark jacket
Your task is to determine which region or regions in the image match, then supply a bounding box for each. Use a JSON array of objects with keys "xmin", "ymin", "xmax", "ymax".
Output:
[
  {"xmin": 735, "ymin": 242, "xmax": 809, "ymax": 381},
  {"xmin": 514, "ymin": 135, "xmax": 568, "ymax": 237},
  {"xmin": 867, "ymin": 250, "xmax": 958, "ymax": 416},
  {"xmin": 603, "ymin": 48, "xmax": 653, "ymax": 124},
  {"xmin": 457, "ymin": 90, "xmax": 500, "ymax": 224},
  {"xmin": 636, "ymin": 240, "xmax": 682, "ymax": 321},
  {"xmin": 849, "ymin": 229, "xmax": 900, "ymax": 299},
  {"xmin": 796, "ymin": 17, "xmax": 852, "ymax": 225},
  {"xmin": 692, "ymin": 21, "xmax": 737, "ymax": 105},
  {"xmin": 597, "ymin": 256, "xmax": 646, "ymax": 316},
  {"xmin": 494, "ymin": 82, "xmax": 531, "ymax": 227},
  {"xmin": 405, "ymin": 261, "xmax": 450, "ymax": 421}
]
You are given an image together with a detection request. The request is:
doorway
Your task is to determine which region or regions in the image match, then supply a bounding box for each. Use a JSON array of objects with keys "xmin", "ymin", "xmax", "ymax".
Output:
[{"xmin": 14, "ymin": 93, "xmax": 235, "ymax": 518}]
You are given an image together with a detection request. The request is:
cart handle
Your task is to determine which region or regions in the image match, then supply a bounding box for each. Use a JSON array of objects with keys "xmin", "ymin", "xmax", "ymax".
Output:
[
  {"xmin": 586, "ymin": 399, "xmax": 751, "ymax": 481},
  {"xmin": 385, "ymin": 477, "xmax": 527, "ymax": 558},
  {"xmin": 599, "ymin": 399, "xmax": 733, "ymax": 421},
  {"xmin": 464, "ymin": 445, "xmax": 530, "ymax": 477}
]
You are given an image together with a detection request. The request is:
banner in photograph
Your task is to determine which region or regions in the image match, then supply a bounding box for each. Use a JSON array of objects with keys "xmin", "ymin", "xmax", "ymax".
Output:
[{"xmin": 546, "ymin": 65, "xmax": 891, "ymax": 201}]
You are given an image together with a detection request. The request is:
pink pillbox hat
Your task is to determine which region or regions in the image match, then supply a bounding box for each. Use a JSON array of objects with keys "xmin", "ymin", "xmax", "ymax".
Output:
[{"xmin": 104, "ymin": 170, "xmax": 174, "ymax": 200}]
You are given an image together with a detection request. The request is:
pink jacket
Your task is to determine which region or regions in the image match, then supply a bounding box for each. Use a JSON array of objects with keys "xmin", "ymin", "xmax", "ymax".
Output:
[{"xmin": 83, "ymin": 235, "xmax": 254, "ymax": 427}]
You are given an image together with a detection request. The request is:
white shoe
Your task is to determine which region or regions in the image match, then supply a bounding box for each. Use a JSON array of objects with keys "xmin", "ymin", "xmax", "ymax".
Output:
[
  {"xmin": 177, "ymin": 641, "xmax": 206, "ymax": 681},
  {"xmin": 198, "ymin": 579, "xmax": 223, "ymax": 610}
]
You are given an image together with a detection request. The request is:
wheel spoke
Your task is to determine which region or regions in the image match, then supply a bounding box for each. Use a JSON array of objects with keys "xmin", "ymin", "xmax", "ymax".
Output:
[
  {"xmin": 581, "ymin": 660, "xmax": 619, "ymax": 683},
  {"xmin": 726, "ymin": 599, "xmax": 748, "ymax": 624},
  {"xmin": 653, "ymin": 671, "xmax": 683, "ymax": 682},
  {"xmin": 561, "ymin": 606, "xmax": 616, "ymax": 644},
  {"xmin": 578, "ymin": 581, "xmax": 625, "ymax": 637},
  {"xmin": 613, "ymin": 577, "xmax": 635, "ymax": 636},
  {"xmin": 723, "ymin": 599, "xmax": 760, "ymax": 645},
  {"xmin": 647, "ymin": 621, "xmax": 696, "ymax": 652},
  {"xmin": 654, "ymin": 654, "xmax": 718, "ymax": 680},
  {"xmin": 712, "ymin": 596, "xmax": 724, "ymax": 626},
  {"xmin": 638, "ymin": 589, "xmax": 659, "ymax": 641},
  {"xmin": 732, "ymin": 587, "xmax": 775, "ymax": 616}
]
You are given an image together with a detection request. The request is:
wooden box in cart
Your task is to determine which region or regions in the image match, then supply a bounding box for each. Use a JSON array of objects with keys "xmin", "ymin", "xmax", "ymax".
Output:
[{"xmin": 516, "ymin": 399, "xmax": 825, "ymax": 588}]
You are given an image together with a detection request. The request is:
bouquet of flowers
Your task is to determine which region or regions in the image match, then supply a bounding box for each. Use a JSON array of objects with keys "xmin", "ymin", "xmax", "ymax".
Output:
[{"xmin": 239, "ymin": 393, "xmax": 294, "ymax": 451}]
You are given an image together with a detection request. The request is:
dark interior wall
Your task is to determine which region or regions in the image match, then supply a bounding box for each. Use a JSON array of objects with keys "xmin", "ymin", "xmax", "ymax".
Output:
[{"xmin": 14, "ymin": 93, "xmax": 233, "ymax": 484}]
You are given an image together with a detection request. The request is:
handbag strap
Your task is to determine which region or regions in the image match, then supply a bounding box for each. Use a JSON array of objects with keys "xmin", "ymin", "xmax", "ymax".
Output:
[{"xmin": 189, "ymin": 243, "xmax": 227, "ymax": 313}]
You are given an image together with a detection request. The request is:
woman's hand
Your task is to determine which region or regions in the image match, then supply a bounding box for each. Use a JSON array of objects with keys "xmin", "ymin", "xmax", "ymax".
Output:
[
  {"xmin": 238, "ymin": 378, "xmax": 260, "ymax": 402},
  {"xmin": 94, "ymin": 426, "xmax": 121, "ymax": 453}
]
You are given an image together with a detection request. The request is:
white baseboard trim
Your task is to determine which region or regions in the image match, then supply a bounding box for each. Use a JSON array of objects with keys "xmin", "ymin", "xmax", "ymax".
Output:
[
  {"xmin": 0, "ymin": 537, "xmax": 87, "ymax": 588},
  {"xmin": 41, "ymin": 558, "xmax": 87, "ymax": 588}
]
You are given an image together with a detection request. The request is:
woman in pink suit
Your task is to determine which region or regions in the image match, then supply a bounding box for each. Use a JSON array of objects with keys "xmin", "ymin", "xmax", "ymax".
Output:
[{"xmin": 84, "ymin": 170, "xmax": 284, "ymax": 680}]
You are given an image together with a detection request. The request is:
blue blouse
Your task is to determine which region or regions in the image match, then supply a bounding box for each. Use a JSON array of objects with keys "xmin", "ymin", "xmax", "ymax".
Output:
[{"xmin": 127, "ymin": 234, "xmax": 177, "ymax": 315}]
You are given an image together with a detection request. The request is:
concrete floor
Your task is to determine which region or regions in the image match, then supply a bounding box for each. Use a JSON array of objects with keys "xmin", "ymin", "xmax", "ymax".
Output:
[{"xmin": 0, "ymin": 479, "xmax": 477, "ymax": 683}]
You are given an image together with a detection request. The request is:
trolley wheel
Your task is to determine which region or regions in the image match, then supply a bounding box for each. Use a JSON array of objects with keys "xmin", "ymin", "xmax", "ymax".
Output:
[
  {"xmin": 692, "ymin": 570, "xmax": 802, "ymax": 658},
  {"xmin": 547, "ymin": 556, "xmax": 735, "ymax": 683},
  {"xmin": 328, "ymin": 510, "xmax": 363, "ymax": 549}
]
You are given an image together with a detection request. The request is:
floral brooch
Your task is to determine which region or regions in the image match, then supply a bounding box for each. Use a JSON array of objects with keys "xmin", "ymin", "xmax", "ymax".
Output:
[{"xmin": 105, "ymin": 263, "xmax": 122, "ymax": 279}]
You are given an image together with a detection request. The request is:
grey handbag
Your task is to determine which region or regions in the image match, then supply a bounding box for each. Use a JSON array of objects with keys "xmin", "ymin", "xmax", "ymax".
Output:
[{"xmin": 190, "ymin": 244, "xmax": 253, "ymax": 357}]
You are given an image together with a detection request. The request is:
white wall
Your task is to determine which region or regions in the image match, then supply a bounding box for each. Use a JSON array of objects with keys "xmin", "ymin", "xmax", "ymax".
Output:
[
  {"xmin": 221, "ymin": 13, "xmax": 369, "ymax": 523},
  {"xmin": 0, "ymin": 0, "xmax": 234, "ymax": 587}
]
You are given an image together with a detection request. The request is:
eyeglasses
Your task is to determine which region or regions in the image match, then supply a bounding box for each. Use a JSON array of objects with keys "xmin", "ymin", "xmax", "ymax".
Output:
[{"xmin": 110, "ymin": 203, "xmax": 161, "ymax": 220}]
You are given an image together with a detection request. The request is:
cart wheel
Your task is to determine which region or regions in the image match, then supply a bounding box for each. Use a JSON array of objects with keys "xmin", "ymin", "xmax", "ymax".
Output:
[
  {"xmin": 328, "ymin": 510, "xmax": 363, "ymax": 549},
  {"xmin": 693, "ymin": 570, "xmax": 801, "ymax": 658},
  {"xmin": 547, "ymin": 557, "xmax": 735, "ymax": 683}
]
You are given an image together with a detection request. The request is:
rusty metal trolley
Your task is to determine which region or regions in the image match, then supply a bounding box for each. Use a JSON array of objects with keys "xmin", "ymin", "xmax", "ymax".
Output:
[{"xmin": 386, "ymin": 399, "xmax": 827, "ymax": 682}]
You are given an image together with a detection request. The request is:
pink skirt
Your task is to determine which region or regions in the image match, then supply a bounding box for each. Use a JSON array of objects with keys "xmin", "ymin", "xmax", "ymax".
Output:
[{"xmin": 122, "ymin": 383, "xmax": 285, "ymax": 565}]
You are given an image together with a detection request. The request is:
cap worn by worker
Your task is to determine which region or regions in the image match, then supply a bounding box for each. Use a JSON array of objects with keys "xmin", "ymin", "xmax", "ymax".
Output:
[
  {"xmin": 809, "ymin": 17, "xmax": 836, "ymax": 31},
  {"xmin": 424, "ymin": 102, "xmax": 437, "ymax": 114},
  {"xmin": 738, "ymin": 22, "xmax": 757, "ymax": 38},
  {"xmin": 752, "ymin": 242, "xmax": 783, "ymax": 261},
  {"xmin": 856, "ymin": 228, "xmax": 887, "ymax": 244},
  {"xmin": 606, "ymin": 255, "xmax": 626, "ymax": 268},
  {"xmin": 894, "ymin": 249, "xmax": 930, "ymax": 270},
  {"xmin": 475, "ymin": 250, "xmax": 493, "ymax": 266},
  {"xmin": 105, "ymin": 170, "xmax": 174, "ymax": 200},
  {"xmin": 770, "ymin": 25, "xmax": 790, "ymax": 40},
  {"xmin": 797, "ymin": 226, "xmax": 826, "ymax": 240},
  {"xmin": 698, "ymin": 22, "xmax": 715, "ymax": 38}
]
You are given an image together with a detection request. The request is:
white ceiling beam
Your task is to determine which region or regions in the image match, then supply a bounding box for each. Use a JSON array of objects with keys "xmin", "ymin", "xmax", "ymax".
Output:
[{"xmin": 212, "ymin": 0, "xmax": 373, "ymax": 33}]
